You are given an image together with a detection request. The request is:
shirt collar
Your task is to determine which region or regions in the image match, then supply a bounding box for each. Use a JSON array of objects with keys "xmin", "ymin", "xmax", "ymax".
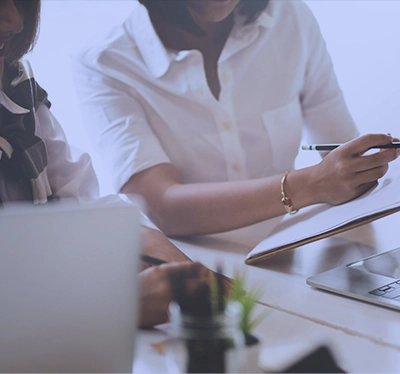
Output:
[
  {"xmin": 252, "ymin": 10, "xmax": 274, "ymax": 29},
  {"xmin": 231, "ymin": 7, "xmax": 274, "ymax": 39},
  {"xmin": 0, "ymin": 59, "xmax": 31, "ymax": 114},
  {"xmin": 126, "ymin": 2, "xmax": 175, "ymax": 78},
  {"xmin": 127, "ymin": 2, "xmax": 274, "ymax": 79}
]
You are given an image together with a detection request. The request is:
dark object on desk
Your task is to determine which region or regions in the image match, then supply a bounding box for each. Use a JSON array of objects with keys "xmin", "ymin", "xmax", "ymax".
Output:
[
  {"xmin": 169, "ymin": 266, "xmax": 226, "ymax": 373},
  {"xmin": 140, "ymin": 254, "xmax": 167, "ymax": 265},
  {"xmin": 282, "ymin": 345, "xmax": 346, "ymax": 373}
]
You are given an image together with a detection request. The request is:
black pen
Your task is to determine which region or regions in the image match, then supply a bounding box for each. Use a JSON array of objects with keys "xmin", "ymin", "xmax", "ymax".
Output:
[
  {"xmin": 140, "ymin": 254, "xmax": 167, "ymax": 265},
  {"xmin": 302, "ymin": 142, "xmax": 400, "ymax": 151}
]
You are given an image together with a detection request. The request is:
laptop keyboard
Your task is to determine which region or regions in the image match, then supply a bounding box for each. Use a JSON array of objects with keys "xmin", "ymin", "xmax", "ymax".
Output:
[{"xmin": 369, "ymin": 280, "xmax": 400, "ymax": 301}]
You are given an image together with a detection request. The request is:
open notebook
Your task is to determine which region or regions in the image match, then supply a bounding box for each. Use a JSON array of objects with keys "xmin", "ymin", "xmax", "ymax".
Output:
[{"xmin": 246, "ymin": 160, "xmax": 400, "ymax": 265}]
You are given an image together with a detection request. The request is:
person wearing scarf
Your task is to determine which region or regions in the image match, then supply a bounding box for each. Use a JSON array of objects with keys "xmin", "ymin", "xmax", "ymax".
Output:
[
  {"xmin": 0, "ymin": 59, "xmax": 97, "ymax": 205},
  {"xmin": 0, "ymin": 0, "xmax": 218, "ymax": 328}
]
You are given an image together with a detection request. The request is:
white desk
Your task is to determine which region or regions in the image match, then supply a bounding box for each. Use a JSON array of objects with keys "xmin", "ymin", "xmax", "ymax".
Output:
[{"xmin": 133, "ymin": 213, "xmax": 400, "ymax": 373}]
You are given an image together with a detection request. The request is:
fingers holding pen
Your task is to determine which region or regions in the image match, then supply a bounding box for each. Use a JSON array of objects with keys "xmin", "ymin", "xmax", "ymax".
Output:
[
  {"xmin": 313, "ymin": 133, "xmax": 398, "ymax": 205},
  {"xmin": 339, "ymin": 133, "xmax": 395, "ymax": 157},
  {"xmin": 138, "ymin": 261, "xmax": 217, "ymax": 328},
  {"xmin": 389, "ymin": 134, "xmax": 400, "ymax": 154},
  {"xmin": 332, "ymin": 134, "xmax": 398, "ymax": 171},
  {"xmin": 355, "ymin": 148, "xmax": 396, "ymax": 173}
]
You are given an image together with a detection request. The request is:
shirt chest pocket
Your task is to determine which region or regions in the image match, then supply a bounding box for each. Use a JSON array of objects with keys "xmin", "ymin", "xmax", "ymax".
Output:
[{"xmin": 261, "ymin": 97, "xmax": 304, "ymax": 172}]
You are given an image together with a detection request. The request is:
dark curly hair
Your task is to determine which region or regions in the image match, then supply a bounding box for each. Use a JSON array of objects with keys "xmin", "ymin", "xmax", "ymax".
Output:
[
  {"xmin": 5, "ymin": 0, "xmax": 41, "ymax": 64},
  {"xmin": 138, "ymin": 0, "xmax": 269, "ymax": 35}
]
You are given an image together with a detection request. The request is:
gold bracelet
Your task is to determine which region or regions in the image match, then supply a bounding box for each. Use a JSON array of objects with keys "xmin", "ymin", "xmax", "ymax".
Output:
[{"xmin": 280, "ymin": 171, "xmax": 298, "ymax": 215}]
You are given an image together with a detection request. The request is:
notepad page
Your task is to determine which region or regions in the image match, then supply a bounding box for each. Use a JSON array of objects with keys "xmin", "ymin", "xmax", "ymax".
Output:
[{"xmin": 247, "ymin": 160, "xmax": 400, "ymax": 260}]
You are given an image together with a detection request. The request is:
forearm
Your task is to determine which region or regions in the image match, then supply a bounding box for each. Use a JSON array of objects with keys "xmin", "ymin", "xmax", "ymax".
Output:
[
  {"xmin": 164, "ymin": 167, "xmax": 327, "ymax": 235},
  {"xmin": 128, "ymin": 169, "xmax": 318, "ymax": 237},
  {"xmin": 156, "ymin": 177, "xmax": 285, "ymax": 235},
  {"xmin": 126, "ymin": 134, "xmax": 399, "ymax": 237},
  {"xmin": 141, "ymin": 227, "xmax": 191, "ymax": 263}
]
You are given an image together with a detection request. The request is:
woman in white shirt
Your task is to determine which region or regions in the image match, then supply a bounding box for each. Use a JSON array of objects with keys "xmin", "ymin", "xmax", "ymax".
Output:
[
  {"xmin": 0, "ymin": 0, "xmax": 213, "ymax": 328},
  {"xmin": 74, "ymin": 0, "xmax": 399, "ymax": 237}
]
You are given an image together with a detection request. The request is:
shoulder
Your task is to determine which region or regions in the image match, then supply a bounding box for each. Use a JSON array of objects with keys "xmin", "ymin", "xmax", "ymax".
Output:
[
  {"xmin": 72, "ymin": 3, "xmax": 172, "ymax": 84},
  {"xmin": 73, "ymin": 5, "xmax": 144, "ymax": 75},
  {"xmin": 259, "ymin": 0, "xmax": 322, "ymax": 46},
  {"xmin": 74, "ymin": 26, "xmax": 135, "ymax": 72},
  {"xmin": 267, "ymin": 0, "xmax": 315, "ymax": 19},
  {"xmin": 265, "ymin": 0, "xmax": 319, "ymax": 31}
]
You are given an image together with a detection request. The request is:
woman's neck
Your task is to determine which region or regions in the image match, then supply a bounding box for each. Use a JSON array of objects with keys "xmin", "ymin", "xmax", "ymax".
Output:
[
  {"xmin": 149, "ymin": 12, "xmax": 234, "ymax": 100},
  {"xmin": 150, "ymin": 12, "xmax": 234, "ymax": 56}
]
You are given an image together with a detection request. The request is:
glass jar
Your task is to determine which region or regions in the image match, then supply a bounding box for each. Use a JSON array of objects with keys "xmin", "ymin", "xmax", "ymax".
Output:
[{"xmin": 165, "ymin": 301, "xmax": 246, "ymax": 373}]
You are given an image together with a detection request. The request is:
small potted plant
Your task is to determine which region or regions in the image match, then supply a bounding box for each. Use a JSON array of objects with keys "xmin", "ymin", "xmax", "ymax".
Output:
[
  {"xmin": 166, "ymin": 267, "xmax": 267, "ymax": 373},
  {"xmin": 227, "ymin": 271, "xmax": 267, "ymax": 373}
]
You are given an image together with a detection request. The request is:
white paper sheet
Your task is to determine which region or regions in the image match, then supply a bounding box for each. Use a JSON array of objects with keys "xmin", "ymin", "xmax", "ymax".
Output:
[{"xmin": 247, "ymin": 160, "xmax": 400, "ymax": 261}]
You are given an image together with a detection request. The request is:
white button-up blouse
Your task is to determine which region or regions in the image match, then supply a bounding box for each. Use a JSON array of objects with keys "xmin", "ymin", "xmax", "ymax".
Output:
[{"xmin": 73, "ymin": 0, "xmax": 359, "ymax": 193}]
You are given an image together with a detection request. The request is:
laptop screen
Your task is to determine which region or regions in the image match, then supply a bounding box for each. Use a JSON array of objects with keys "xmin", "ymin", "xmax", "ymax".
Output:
[{"xmin": 348, "ymin": 247, "xmax": 400, "ymax": 279}]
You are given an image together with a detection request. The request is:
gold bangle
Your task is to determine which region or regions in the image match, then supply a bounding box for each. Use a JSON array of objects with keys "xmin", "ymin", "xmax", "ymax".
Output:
[{"xmin": 280, "ymin": 171, "xmax": 298, "ymax": 215}]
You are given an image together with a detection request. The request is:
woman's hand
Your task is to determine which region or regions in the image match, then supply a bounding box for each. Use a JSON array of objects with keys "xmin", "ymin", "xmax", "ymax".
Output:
[
  {"xmin": 140, "ymin": 227, "xmax": 192, "ymax": 271},
  {"xmin": 138, "ymin": 261, "xmax": 214, "ymax": 328},
  {"xmin": 311, "ymin": 133, "xmax": 399, "ymax": 205}
]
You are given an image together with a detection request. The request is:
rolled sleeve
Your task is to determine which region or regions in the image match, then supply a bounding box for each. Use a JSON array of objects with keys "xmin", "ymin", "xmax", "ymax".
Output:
[
  {"xmin": 72, "ymin": 57, "xmax": 171, "ymax": 192},
  {"xmin": 35, "ymin": 105, "xmax": 100, "ymax": 200},
  {"xmin": 297, "ymin": 1, "xmax": 359, "ymax": 144}
]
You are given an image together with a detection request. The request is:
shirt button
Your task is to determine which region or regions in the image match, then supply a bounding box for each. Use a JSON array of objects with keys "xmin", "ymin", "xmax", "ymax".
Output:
[
  {"xmin": 223, "ymin": 121, "xmax": 232, "ymax": 130},
  {"xmin": 232, "ymin": 163, "xmax": 241, "ymax": 172},
  {"xmin": 222, "ymin": 73, "xmax": 231, "ymax": 83}
]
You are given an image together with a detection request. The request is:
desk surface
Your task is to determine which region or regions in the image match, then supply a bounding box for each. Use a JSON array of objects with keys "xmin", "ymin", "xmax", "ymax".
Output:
[{"xmin": 133, "ymin": 213, "xmax": 400, "ymax": 373}]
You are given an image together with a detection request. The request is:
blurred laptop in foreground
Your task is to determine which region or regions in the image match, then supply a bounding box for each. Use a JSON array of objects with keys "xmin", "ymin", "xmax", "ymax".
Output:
[{"xmin": 0, "ymin": 200, "xmax": 141, "ymax": 373}]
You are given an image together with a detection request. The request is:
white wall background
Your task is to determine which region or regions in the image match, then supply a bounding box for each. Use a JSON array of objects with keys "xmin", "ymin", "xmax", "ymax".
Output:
[{"xmin": 28, "ymin": 1, "xmax": 400, "ymax": 196}]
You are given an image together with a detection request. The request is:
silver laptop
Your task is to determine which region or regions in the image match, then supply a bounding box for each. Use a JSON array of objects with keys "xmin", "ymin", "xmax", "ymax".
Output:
[
  {"xmin": 307, "ymin": 247, "xmax": 400, "ymax": 311},
  {"xmin": 0, "ymin": 199, "xmax": 141, "ymax": 373}
]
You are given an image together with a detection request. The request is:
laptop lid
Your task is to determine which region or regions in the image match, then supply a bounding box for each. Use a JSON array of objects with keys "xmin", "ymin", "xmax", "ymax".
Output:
[
  {"xmin": 0, "ymin": 199, "xmax": 141, "ymax": 373},
  {"xmin": 307, "ymin": 247, "xmax": 400, "ymax": 312}
]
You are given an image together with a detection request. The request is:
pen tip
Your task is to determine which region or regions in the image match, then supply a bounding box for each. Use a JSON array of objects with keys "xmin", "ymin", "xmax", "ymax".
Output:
[{"xmin": 301, "ymin": 145, "xmax": 308, "ymax": 150}]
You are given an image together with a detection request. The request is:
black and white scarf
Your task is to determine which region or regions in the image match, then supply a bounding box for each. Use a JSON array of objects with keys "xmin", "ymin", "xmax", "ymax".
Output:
[{"xmin": 0, "ymin": 61, "xmax": 52, "ymax": 205}]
